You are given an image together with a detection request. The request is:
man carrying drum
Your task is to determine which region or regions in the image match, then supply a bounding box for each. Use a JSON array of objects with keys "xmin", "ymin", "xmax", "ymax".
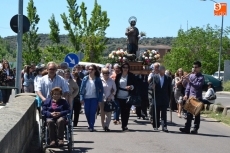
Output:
[{"xmin": 179, "ymin": 61, "xmax": 204, "ymax": 134}]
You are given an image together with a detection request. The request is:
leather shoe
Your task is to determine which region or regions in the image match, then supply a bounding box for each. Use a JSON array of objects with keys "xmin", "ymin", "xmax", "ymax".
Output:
[
  {"xmin": 179, "ymin": 127, "xmax": 190, "ymax": 134},
  {"xmin": 49, "ymin": 141, "xmax": 56, "ymax": 147},
  {"xmin": 191, "ymin": 129, "xmax": 198, "ymax": 134},
  {"xmin": 162, "ymin": 127, "xmax": 168, "ymax": 132},
  {"xmin": 122, "ymin": 127, "xmax": 129, "ymax": 131},
  {"xmin": 58, "ymin": 140, "xmax": 64, "ymax": 147}
]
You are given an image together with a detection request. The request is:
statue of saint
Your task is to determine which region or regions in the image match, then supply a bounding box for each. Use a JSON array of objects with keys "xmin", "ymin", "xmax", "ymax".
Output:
[{"xmin": 125, "ymin": 18, "xmax": 139, "ymax": 55}]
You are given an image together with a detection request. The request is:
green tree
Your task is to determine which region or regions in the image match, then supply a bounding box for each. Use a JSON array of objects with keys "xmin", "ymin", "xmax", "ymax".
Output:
[
  {"xmin": 163, "ymin": 25, "xmax": 230, "ymax": 74},
  {"xmin": 23, "ymin": 0, "xmax": 42, "ymax": 64},
  {"xmin": 0, "ymin": 37, "xmax": 15, "ymax": 60},
  {"xmin": 43, "ymin": 14, "xmax": 70, "ymax": 63},
  {"xmin": 60, "ymin": 0, "xmax": 83, "ymax": 52},
  {"xmin": 80, "ymin": 0, "xmax": 110, "ymax": 62},
  {"xmin": 48, "ymin": 14, "xmax": 60, "ymax": 44}
]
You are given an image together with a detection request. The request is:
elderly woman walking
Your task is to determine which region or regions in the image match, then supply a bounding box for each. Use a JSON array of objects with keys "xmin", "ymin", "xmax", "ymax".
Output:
[
  {"xmin": 63, "ymin": 69, "xmax": 79, "ymax": 109},
  {"xmin": 100, "ymin": 68, "xmax": 116, "ymax": 131}
]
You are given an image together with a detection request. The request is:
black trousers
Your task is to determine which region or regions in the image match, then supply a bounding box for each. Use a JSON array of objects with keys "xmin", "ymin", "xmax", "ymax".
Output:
[
  {"xmin": 184, "ymin": 98, "xmax": 212, "ymax": 130},
  {"xmin": 73, "ymin": 98, "xmax": 82, "ymax": 126},
  {"xmin": 185, "ymin": 112, "xmax": 200, "ymax": 130},
  {"xmin": 152, "ymin": 105, "xmax": 167, "ymax": 128},
  {"xmin": 117, "ymin": 98, "xmax": 132, "ymax": 129},
  {"xmin": 136, "ymin": 105, "xmax": 147, "ymax": 117},
  {"xmin": 1, "ymin": 89, "xmax": 12, "ymax": 103}
]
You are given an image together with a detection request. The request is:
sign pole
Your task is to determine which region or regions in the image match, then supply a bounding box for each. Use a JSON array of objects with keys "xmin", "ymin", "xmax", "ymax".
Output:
[{"xmin": 15, "ymin": 0, "xmax": 23, "ymax": 94}]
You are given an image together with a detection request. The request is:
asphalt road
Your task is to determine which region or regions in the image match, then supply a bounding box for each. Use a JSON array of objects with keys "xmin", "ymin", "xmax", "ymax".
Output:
[
  {"xmin": 1, "ymin": 91, "xmax": 229, "ymax": 153},
  {"xmin": 42, "ymin": 110, "xmax": 230, "ymax": 153},
  {"xmin": 215, "ymin": 92, "xmax": 230, "ymax": 107}
]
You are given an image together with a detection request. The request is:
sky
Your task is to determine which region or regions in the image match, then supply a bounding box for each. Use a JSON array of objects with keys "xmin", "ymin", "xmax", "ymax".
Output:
[{"xmin": 0, "ymin": 0, "xmax": 229, "ymax": 38}]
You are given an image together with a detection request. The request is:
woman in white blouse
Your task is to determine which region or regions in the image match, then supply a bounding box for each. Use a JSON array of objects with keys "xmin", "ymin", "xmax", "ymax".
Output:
[
  {"xmin": 203, "ymin": 82, "xmax": 216, "ymax": 104},
  {"xmin": 100, "ymin": 68, "xmax": 116, "ymax": 131},
  {"xmin": 115, "ymin": 63, "xmax": 136, "ymax": 131}
]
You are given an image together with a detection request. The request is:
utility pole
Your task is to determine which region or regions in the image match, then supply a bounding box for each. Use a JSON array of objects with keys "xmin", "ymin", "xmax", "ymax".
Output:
[{"xmin": 15, "ymin": 0, "xmax": 23, "ymax": 94}]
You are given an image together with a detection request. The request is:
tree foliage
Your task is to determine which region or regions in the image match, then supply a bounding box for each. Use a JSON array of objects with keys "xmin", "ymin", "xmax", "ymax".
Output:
[
  {"xmin": 61, "ymin": 0, "xmax": 110, "ymax": 63},
  {"xmin": 163, "ymin": 25, "xmax": 230, "ymax": 74},
  {"xmin": 42, "ymin": 14, "xmax": 70, "ymax": 64},
  {"xmin": 48, "ymin": 14, "xmax": 60, "ymax": 44},
  {"xmin": 60, "ymin": 0, "xmax": 82, "ymax": 52},
  {"xmin": 80, "ymin": 0, "xmax": 110, "ymax": 62},
  {"xmin": 23, "ymin": 0, "xmax": 42, "ymax": 65}
]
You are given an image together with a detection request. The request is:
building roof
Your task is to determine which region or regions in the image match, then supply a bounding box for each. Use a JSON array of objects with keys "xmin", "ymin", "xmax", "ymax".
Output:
[{"xmin": 139, "ymin": 44, "xmax": 171, "ymax": 50}]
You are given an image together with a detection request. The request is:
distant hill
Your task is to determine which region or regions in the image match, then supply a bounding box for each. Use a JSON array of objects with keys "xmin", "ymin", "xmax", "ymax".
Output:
[{"xmin": 3, "ymin": 34, "xmax": 174, "ymax": 56}]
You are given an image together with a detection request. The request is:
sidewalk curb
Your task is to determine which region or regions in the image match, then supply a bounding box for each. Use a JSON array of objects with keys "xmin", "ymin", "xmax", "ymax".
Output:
[
  {"xmin": 216, "ymin": 91, "xmax": 230, "ymax": 95},
  {"xmin": 201, "ymin": 114, "xmax": 230, "ymax": 128}
]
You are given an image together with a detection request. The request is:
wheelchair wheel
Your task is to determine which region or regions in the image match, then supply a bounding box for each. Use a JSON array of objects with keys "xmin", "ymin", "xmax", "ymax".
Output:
[{"xmin": 68, "ymin": 133, "xmax": 73, "ymax": 153}]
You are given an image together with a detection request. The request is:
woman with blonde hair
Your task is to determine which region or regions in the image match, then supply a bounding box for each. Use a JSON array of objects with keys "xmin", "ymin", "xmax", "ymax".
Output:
[
  {"xmin": 100, "ymin": 67, "xmax": 116, "ymax": 131},
  {"xmin": 63, "ymin": 69, "xmax": 79, "ymax": 109},
  {"xmin": 174, "ymin": 68, "xmax": 184, "ymax": 118}
]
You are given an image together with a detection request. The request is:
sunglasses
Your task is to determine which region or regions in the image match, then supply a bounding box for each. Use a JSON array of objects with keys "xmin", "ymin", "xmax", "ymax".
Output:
[
  {"xmin": 48, "ymin": 68, "xmax": 56, "ymax": 71},
  {"xmin": 103, "ymin": 72, "xmax": 109, "ymax": 75}
]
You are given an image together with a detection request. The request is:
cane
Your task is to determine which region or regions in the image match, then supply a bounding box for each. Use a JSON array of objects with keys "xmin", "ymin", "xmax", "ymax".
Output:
[{"xmin": 152, "ymin": 83, "xmax": 158, "ymax": 131}]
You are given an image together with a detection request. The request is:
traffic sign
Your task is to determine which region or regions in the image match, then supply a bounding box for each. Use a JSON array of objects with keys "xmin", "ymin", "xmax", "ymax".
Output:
[
  {"xmin": 64, "ymin": 53, "xmax": 79, "ymax": 68},
  {"xmin": 10, "ymin": 14, "xmax": 30, "ymax": 33}
]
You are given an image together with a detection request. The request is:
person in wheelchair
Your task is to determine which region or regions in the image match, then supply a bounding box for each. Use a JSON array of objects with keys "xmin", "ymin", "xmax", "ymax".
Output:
[{"xmin": 42, "ymin": 87, "xmax": 70, "ymax": 147}]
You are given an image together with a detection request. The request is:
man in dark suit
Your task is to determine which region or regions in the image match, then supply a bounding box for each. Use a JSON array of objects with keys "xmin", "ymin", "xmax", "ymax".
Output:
[{"xmin": 151, "ymin": 65, "xmax": 172, "ymax": 132}]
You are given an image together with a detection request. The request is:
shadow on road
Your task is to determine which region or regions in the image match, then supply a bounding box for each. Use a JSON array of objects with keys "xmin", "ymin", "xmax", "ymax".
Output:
[
  {"xmin": 168, "ymin": 131, "xmax": 230, "ymax": 138},
  {"xmin": 48, "ymin": 147, "xmax": 94, "ymax": 153}
]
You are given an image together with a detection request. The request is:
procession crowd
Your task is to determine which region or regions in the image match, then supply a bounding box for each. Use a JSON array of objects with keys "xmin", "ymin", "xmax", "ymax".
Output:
[{"xmin": 0, "ymin": 59, "xmax": 216, "ymax": 147}]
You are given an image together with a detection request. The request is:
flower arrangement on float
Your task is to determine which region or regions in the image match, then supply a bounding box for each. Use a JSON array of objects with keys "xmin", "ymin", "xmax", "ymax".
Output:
[
  {"xmin": 141, "ymin": 50, "xmax": 160, "ymax": 65},
  {"xmin": 108, "ymin": 49, "xmax": 129, "ymax": 64}
]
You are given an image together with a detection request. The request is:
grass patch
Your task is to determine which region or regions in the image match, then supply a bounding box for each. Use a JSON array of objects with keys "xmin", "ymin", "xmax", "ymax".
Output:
[
  {"xmin": 223, "ymin": 81, "xmax": 230, "ymax": 92},
  {"xmin": 201, "ymin": 110, "xmax": 230, "ymax": 126}
]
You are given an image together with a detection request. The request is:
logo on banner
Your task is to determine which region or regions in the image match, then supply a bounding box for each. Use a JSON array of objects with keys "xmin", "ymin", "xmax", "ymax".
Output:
[{"xmin": 214, "ymin": 3, "xmax": 227, "ymax": 16}]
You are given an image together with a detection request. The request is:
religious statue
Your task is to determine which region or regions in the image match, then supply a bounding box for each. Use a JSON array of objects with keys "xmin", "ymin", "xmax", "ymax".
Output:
[{"xmin": 125, "ymin": 16, "xmax": 139, "ymax": 55}]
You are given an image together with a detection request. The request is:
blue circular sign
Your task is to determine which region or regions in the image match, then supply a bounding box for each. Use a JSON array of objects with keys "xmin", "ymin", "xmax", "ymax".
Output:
[{"xmin": 64, "ymin": 53, "xmax": 79, "ymax": 68}]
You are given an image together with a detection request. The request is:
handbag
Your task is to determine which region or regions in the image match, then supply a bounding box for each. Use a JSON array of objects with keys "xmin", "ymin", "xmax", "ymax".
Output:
[
  {"xmin": 104, "ymin": 100, "xmax": 117, "ymax": 112},
  {"xmin": 207, "ymin": 95, "xmax": 216, "ymax": 100},
  {"xmin": 207, "ymin": 89, "xmax": 216, "ymax": 100},
  {"xmin": 126, "ymin": 94, "xmax": 141, "ymax": 106}
]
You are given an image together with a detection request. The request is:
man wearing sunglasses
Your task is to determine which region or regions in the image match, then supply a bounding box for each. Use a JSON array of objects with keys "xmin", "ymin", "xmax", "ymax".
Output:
[
  {"xmin": 36, "ymin": 62, "xmax": 69, "ymax": 102},
  {"xmin": 179, "ymin": 61, "xmax": 204, "ymax": 134}
]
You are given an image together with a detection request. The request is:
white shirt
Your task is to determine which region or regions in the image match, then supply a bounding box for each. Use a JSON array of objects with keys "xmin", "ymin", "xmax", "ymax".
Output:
[
  {"xmin": 117, "ymin": 75, "xmax": 129, "ymax": 99},
  {"xmin": 101, "ymin": 77, "xmax": 116, "ymax": 101},
  {"xmin": 159, "ymin": 74, "xmax": 164, "ymax": 88},
  {"xmin": 34, "ymin": 75, "xmax": 42, "ymax": 91},
  {"xmin": 204, "ymin": 88, "xmax": 215, "ymax": 99},
  {"xmin": 6, "ymin": 69, "xmax": 9, "ymax": 76},
  {"xmin": 37, "ymin": 74, "xmax": 69, "ymax": 98},
  {"xmin": 85, "ymin": 79, "xmax": 97, "ymax": 99}
]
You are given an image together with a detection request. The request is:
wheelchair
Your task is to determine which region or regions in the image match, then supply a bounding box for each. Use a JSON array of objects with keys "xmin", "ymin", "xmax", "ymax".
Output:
[{"xmin": 38, "ymin": 113, "xmax": 74, "ymax": 153}]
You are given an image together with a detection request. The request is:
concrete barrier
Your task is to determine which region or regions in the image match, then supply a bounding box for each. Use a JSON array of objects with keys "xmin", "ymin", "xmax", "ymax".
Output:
[{"xmin": 0, "ymin": 93, "xmax": 36, "ymax": 153}]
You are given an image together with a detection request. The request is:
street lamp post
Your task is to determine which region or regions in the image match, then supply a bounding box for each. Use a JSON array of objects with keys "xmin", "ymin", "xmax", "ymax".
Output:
[{"xmin": 201, "ymin": 0, "xmax": 224, "ymax": 80}]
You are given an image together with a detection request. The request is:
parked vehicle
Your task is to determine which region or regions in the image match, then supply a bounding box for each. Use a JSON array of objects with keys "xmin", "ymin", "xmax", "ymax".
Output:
[
  {"xmin": 78, "ymin": 62, "xmax": 105, "ymax": 68},
  {"xmin": 212, "ymin": 71, "xmax": 224, "ymax": 81},
  {"xmin": 203, "ymin": 74, "xmax": 222, "ymax": 91}
]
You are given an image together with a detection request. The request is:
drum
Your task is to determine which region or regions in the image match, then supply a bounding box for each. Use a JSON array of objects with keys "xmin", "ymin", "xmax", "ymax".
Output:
[{"xmin": 184, "ymin": 97, "xmax": 204, "ymax": 116}]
